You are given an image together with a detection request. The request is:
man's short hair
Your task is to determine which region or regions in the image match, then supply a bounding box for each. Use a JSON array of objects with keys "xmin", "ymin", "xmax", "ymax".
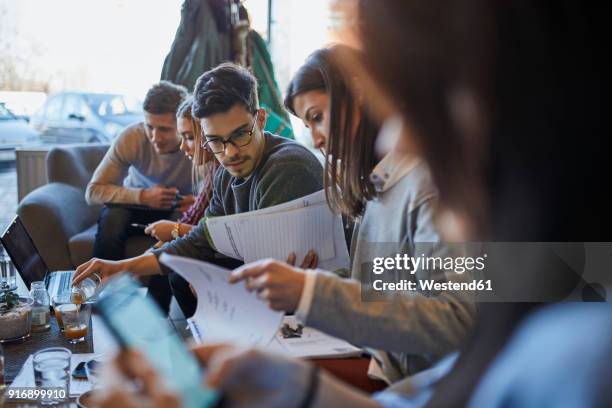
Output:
[
  {"xmin": 176, "ymin": 96, "xmax": 194, "ymax": 119},
  {"xmin": 143, "ymin": 81, "xmax": 189, "ymax": 115},
  {"xmin": 192, "ymin": 63, "xmax": 259, "ymax": 119}
]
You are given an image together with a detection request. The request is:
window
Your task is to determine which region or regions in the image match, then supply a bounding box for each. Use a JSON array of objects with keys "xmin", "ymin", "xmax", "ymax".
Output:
[
  {"xmin": 44, "ymin": 96, "xmax": 64, "ymax": 121},
  {"xmin": 62, "ymin": 95, "xmax": 82, "ymax": 119}
]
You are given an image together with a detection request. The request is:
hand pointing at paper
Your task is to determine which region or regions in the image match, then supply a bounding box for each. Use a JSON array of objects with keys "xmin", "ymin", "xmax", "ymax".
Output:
[{"xmin": 229, "ymin": 253, "xmax": 317, "ymax": 313}]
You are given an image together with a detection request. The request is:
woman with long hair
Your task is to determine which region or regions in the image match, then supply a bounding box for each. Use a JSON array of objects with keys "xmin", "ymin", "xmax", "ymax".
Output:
[{"xmin": 227, "ymin": 44, "xmax": 476, "ymax": 383}]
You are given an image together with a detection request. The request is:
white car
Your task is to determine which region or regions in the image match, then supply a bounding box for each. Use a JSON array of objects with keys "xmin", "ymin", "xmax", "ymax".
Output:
[{"xmin": 0, "ymin": 103, "xmax": 40, "ymax": 162}]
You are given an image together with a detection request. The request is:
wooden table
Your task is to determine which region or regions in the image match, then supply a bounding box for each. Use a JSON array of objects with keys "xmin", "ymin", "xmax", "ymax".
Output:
[
  {"xmin": 2, "ymin": 316, "xmax": 386, "ymax": 407},
  {"xmin": 2, "ymin": 316, "xmax": 94, "ymax": 383},
  {"xmin": 2, "ymin": 315, "xmax": 95, "ymax": 407}
]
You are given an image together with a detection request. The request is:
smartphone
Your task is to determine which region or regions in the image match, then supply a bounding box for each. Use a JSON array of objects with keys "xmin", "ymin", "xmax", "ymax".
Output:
[
  {"xmin": 72, "ymin": 361, "xmax": 87, "ymax": 379},
  {"xmin": 94, "ymin": 274, "xmax": 219, "ymax": 408}
]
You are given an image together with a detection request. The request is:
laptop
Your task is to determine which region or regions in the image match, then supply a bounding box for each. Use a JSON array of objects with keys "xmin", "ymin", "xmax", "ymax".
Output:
[{"xmin": 0, "ymin": 216, "xmax": 74, "ymax": 301}]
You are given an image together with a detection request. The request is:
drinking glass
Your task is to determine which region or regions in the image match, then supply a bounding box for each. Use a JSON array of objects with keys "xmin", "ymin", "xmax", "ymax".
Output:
[
  {"xmin": 0, "ymin": 255, "xmax": 17, "ymax": 291},
  {"xmin": 52, "ymin": 294, "xmax": 73, "ymax": 332},
  {"xmin": 33, "ymin": 347, "xmax": 71, "ymax": 405},
  {"xmin": 58, "ymin": 303, "xmax": 91, "ymax": 344}
]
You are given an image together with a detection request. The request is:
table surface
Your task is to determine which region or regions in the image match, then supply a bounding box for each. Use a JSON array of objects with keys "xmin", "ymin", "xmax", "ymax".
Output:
[
  {"xmin": 2, "ymin": 315, "xmax": 386, "ymax": 407},
  {"xmin": 2, "ymin": 316, "xmax": 94, "ymax": 383}
]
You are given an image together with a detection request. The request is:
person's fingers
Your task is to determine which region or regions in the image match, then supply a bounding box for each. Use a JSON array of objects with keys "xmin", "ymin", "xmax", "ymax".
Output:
[
  {"xmin": 160, "ymin": 188, "xmax": 178, "ymax": 197},
  {"xmin": 191, "ymin": 343, "xmax": 232, "ymax": 365},
  {"xmin": 245, "ymin": 273, "xmax": 272, "ymax": 292},
  {"xmin": 205, "ymin": 347, "xmax": 250, "ymax": 389},
  {"xmin": 299, "ymin": 251, "xmax": 311, "ymax": 269},
  {"xmin": 93, "ymin": 389, "xmax": 140, "ymax": 408},
  {"xmin": 72, "ymin": 261, "xmax": 97, "ymax": 285},
  {"xmin": 159, "ymin": 196, "xmax": 175, "ymax": 205},
  {"xmin": 178, "ymin": 195, "xmax": 195, "ymax": 205},
  {"xmin": 257, "ymin": 288, "xmax": 272, "ymax": 302},
  {"xmin": 74, "ymin": 258, "xmax": 93, "ymax": 277},
  {"xmin": 118, "ymin": 350, "xmax": 164, "ymax": 392},
  {"xmin": 229, "ymin": 259, "xmax": 275, "ymax": 283},
  {"xmin": 304, "ymin": 250, "xmax": 318, "ymax": 269},
  {"xmin": 149, "ymin": 388, "xmax": 181, "ymax": 408},
  {"xmin": 178, "ymin": 204, "xmax": 191, "ymax": 213},
  {"xmin": 286, "ymin": 252, "xmax": 297, "ymax": 266},
  {"xmin": 112, "ymin": 350, "xmax": 181, "ymax": 408}
]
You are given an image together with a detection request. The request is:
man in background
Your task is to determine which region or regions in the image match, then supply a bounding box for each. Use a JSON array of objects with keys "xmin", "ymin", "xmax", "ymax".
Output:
[{"xmin": 86, "ymin": 81, "xmax": 194, "ymax": 311}]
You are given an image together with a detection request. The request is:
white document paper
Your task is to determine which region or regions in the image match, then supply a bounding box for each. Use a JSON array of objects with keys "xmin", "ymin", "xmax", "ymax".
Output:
[
  {"xmin": 205, "ymin": 190, "xmax": 326, "ymax": 260},
  {"xmin": 159, "ymin": 253, "xmax": 283, "ymax": 346},
  {"xmin": 205, "ymin": 190, "xmax": 350, "ymax": 272},
  {"xmin": 269, "ymin": 316, "xmax": 362, "ymax": 359},
  {"xmin": 189, "ymin": 316, "xmax": 362, "ymax": 360}
]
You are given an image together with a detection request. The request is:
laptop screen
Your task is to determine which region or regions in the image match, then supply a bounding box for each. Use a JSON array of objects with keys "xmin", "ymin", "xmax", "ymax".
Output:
[{"xmin": 1, "ymin": 216, "xmax": 49, "ymax": 288}]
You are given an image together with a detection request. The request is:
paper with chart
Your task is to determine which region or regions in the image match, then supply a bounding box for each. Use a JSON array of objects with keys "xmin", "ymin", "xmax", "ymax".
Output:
[
  {"xmin": 159, "ymin": 253, "xmax": 283, "ymax": 346},
  {"xmin": 205, "ymin": 190, "xmax": 350, "ymax": 272}
]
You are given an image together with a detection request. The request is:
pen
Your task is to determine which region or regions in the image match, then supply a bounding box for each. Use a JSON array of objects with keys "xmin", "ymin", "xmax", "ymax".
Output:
[{"xmin": 130, "ymin": 223, "xmax": 148, "ymax": 229}]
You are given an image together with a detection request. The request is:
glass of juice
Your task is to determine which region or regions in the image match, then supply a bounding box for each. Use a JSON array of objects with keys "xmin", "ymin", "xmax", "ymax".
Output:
[
  {"xmin": 52, "ymin": 294, "xmax": 73, "ymax": 332},
  {"xmin": 58, "ymin": 303, "xmax": 91, "ymax": 344}
]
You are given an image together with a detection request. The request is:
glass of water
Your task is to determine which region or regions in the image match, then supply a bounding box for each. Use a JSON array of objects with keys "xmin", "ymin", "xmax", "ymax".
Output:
[
  {"xmin": 0, "ymin": 254, "xmax": 17, "ymax": 291},
  {"xmin": 33, "ymin": 347, "xmax": 71, "ymax": 405}
]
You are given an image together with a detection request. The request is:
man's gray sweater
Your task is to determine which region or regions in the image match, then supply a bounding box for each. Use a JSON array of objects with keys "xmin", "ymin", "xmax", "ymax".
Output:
[{"xmin": 153, "ymin": 132, "xmax": 323, "ymax": 271}]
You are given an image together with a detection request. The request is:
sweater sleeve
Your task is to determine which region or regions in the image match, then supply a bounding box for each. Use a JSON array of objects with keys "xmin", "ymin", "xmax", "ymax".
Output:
[
  {"xmin": 305, "ymin": 198, "xmax": 477, "ymax": 364},
  {"xmin": 85, "ymin": 126, "xmax": 143, "ymax": 205},
  {"xmin": 151, "ymin": 169, "xmax": 226, "ymax": 274}
]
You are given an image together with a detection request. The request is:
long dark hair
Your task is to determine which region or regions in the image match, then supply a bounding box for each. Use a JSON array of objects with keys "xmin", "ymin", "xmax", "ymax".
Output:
[
  {"xmin": 285, "ymin": 45, "xmax": 379, "ymax": 218},
  {"xmin": 357, "ymin": 1, "xmax": 607, "ymax": 406}
]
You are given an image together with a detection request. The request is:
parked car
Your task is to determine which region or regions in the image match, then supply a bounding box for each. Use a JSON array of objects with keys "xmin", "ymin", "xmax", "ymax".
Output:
[
  {"xmin": 0, "ymin": 102, "xmax": 40, "ymax": 162},
  {"xmin": 30, "ymin": 92, "xmax": 143, "ymax": 144}
]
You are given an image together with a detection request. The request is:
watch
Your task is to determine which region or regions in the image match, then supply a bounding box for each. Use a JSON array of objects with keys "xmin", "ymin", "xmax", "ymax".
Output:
[{"xmin": 171, "ymin": 223, "xmax": 180, "ymax": 239}]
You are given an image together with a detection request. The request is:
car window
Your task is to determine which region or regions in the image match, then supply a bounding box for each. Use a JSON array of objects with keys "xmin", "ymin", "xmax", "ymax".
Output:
[
  {"xmin": 45, "ymin": 96, "xmax": 64, "ymax": 121},
  {"xmin": 86, "ymin": 94, "xmax": 142, "ymax": 116},
  {"xmin": 78, "ymin": 98, "xmax": 93, "ymax": 119},
  {"xmin": 62, "ymin": 95, "xmax": 82, "ymax": 119}
]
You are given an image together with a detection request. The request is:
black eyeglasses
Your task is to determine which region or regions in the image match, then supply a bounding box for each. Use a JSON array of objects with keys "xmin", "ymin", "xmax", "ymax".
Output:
[{"xmin": 202, "ymin": 110, "xmax": 259, "ymax": 154}]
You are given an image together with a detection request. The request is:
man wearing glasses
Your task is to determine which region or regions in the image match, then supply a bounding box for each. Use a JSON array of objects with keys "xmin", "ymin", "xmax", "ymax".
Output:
[{"xmin": 73, "ymin": 63, "xmax": 323, "ymax": 317}]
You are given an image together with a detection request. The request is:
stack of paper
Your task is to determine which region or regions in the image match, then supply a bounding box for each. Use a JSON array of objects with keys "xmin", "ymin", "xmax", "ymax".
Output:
[{"xmin": 205, "ymin": 190, "xmax": 350, "ymax": 272}]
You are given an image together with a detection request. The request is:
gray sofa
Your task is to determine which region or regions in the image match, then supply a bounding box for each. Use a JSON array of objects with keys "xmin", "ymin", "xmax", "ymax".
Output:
[{"xmin": 17, "ymin": 144, "xmax": 155, "ymax": 271}]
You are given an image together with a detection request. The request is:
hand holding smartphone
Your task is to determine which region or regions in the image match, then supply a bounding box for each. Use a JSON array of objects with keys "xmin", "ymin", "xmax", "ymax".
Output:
[{"xmin": 94, "ymin": 274, "xmax": 219, "ymax": 408}]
